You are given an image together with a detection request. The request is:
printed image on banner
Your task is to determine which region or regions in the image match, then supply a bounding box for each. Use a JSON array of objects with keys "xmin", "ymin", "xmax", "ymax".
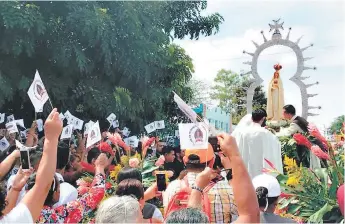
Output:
[
  {"xmin": 155, "ymin": 120, "xmax": 165, "ymax": 129},
  {"xmin": 145, "ymin": 122, "xmax": 156, "ymax": 134},
  {"xmin": 27, "ymin": 70, "xmax": 49, "ymax": 112},
  {"xmin": 6, "ymin": 121, "xmax": 19, "ymax": 134},
  {"xmin": 178, "ymin": 123, "xmax": 209, "ymax": 150},
  {"xmin": 0, "ymin": 137, "xmax": 10, "ymax": 152},
  {"xmin": 86, "ymin": 121, "xmax": 101, "ymax": 148}
]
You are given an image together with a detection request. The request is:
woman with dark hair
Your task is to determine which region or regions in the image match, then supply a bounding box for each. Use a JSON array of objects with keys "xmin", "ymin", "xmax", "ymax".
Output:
[
  {"xmin": 114, "ymin": 179, "xmax": 162, "ymax": 223},
  {"xmin": 252, "ymin": 174, "xmax": 295, "ymax": 223},
  {"xmin": 116, "ymin": 168, "xmax": 163, "ymax": 222},
  {"xmin": 117, "ymin": 167, "xmax": 142, "ymax": 184}
]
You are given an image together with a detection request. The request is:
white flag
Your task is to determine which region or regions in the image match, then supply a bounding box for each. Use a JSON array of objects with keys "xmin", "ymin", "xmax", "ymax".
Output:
[
  {"xmin": 127, "ymin": 136, "xmax": 139, "ymax": 147},
  {"xmin": 173, "ymin": 92, "xmax": 197, "ymax": 123},
  {"xmin": 112, "ymin": 120, "xmax": 119, "ymax": 128},
  {"xmin": 27, "ymin": 70, "xmax": 49, "ymax": 112},
  {"xmin": 73, "ymin": 118, "xmax": 84, "ymax": 130},
  {"xmin": 0, "ymin": 113, "xmax": 5, "ymax": 124},
  {"xmin": 122, "ymin": 127, "xmax": 130, "ymax": 137},
  {"xmin": 15, "ymin": 119, "xmax": 25, "ymax": 129},
  {"xmin": 145, "ymin": 122, "xmax": 156, "ymax": 134},
  {"xmin": 0, "ymin": 137, "xmax": 10, "ymax": 152},
  {"xmin": 36, "ymin": 119, "xmax": 44, "ymax": 132},
  {"xmin": 6, "ymin": 121, "xmax": 18, "ymax": 134},
  {"xmin": 84, "ymin": 120, "xmax": 95, "ymax": 137},
  {"xmin": 155, "ymin": 120, "xmax": 165, "ymax": 130},
  {"xmin": 107, "ymin": 113, "xmax": 117, "ymax": 123},
  {"xmin": 86, "ymin": 121, "xmax": 101, "ymax": 148},
  {"xmin": 59, "ymin": 113, "xmax": 65, "ymax": 121},
  {"xmin": 7, "ymin": 115, "xmax": 14, "ymax": 123},
  {"xmin": 178, "ymin": 123, "xmax": 209, "ymax": 150},
  {"xmin": 61, "ymin": 125, "xmax": 74, "ymax": 140},
  {"xmin": 64, "ymin": 110, "xmax": 72, "ymax": 122},
  {"xmin": 20, "ymin": 130, "xmax": 28, "ymax": 139}
]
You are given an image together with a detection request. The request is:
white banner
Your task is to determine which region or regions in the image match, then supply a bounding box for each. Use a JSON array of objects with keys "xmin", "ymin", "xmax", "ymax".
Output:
[
  {"xmin": 6, "ymin": 121, "xmax": 18, "ymax": 134},
  {"xmin": 7, "ymin": 115, "xmax": 14, "ymax": 123},
  {"xmin": 61, "ymin": 125, "xmax": 74, "ymax": 140},
  {"xmin": 73, "ymin": 118, "xmax": 84, "ymax": 130},
  {"xmin": 0, "ymin": 137, "xmax": 10, "ymax": 152},
  {"xmin": 27, "ymin": 70, "xmax": 49, "ymax": 112},
  {"xmin": 178, "ymin": 123, "xmax": 209, "ymax": 150},
  {"xmin": 112, "ymin": 120, "xmax": 119, "ymax": 128},
  {"xmin": 86, "ymin": 121, "xmax": 101, "ymax": 148},
  {"xmin": 145, "ymin": 122, "xmax": 156, "ymax": 134},
  {"xmin": 107, "ymin": 113, "xmax": 117, "ymax": 124},
  {"xmin": 15, "ymin": 119, "xmax": 25, "ymax": 129},
  {"xmin": 155, "ymin": 120, "xmax": 165, "ymax": 129}
]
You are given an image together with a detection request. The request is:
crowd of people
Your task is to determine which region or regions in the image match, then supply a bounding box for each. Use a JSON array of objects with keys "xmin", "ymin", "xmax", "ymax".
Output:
[{"xmin": 0, "ymin": 107, "xmax": 343, "ymax": 223}]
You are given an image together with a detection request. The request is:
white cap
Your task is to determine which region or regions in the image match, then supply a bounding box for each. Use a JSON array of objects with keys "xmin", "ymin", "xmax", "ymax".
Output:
[{"xmin": 252, "ymin": 174, "xmax": 281, "ymax": 197}]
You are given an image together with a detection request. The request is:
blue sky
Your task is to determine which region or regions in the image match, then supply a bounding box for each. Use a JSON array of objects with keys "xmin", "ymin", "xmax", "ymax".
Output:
[{"xmin": 174, "ymin": 0, "xmax": 344, "ymax": 131}]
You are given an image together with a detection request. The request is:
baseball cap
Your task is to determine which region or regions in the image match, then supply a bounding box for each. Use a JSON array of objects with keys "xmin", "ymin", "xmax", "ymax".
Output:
[
  {"xmin": 252, "ymin": 174, "xmax": 281, "ymax": 197},
  {"xmin": 184, "ymin": 143, "xmax": 214, "ymax": 164}
]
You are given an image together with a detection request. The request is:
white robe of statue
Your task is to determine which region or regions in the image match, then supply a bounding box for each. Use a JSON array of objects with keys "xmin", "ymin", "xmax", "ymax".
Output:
[
  {"xmin": 267, "ymin": 66, "xmax": 285, "ymax": 121},
  {"xmin": 231, "ymin": 115, "xmax": 283, "ymax": 178}
]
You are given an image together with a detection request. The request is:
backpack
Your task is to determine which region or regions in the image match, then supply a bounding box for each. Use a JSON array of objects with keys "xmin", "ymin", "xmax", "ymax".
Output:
[{"xmin": 164, "ymin": 176, "xmax": 214, "ymax": 221}]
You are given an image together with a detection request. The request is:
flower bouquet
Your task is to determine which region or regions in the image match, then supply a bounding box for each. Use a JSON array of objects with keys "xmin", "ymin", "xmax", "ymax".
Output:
[{"xmin": 264, "ymin": 125, "xmax": 344, "ymax": 223}]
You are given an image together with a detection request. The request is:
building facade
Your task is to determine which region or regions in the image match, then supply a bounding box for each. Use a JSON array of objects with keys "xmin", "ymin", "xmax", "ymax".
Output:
[{"xmin": 193, "ymin": 104, "xmax": 232, "ymax": 133}]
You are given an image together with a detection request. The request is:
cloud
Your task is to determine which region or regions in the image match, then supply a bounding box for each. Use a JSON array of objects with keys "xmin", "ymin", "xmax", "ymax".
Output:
[{"xmin": 175, "ymin": 1, "xmax": 344, "ymax": 128}]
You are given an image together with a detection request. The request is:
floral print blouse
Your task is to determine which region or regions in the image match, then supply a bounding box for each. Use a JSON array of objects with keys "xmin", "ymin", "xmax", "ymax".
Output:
[{"xmin": 36, "ymin": 173, "xmax": 105, "ymax": 223}]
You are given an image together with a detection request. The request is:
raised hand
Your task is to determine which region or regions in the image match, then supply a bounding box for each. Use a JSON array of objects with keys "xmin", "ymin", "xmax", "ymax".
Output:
[
  {"xmin": 195, "ymin": 167, "xmax": 218, "ymax": 189},
  {"xmin": 12, "ymin": 167, "xmax": 34, "ymax": 191},
  {"xmin": 217, "ymin": 133, "xmax": 240, "ymax": 157},
  {"xmin": 44, "ymin": 108, "xmax": 63, "ymax": 141},
  {"xmin": 95, "ymin": 153, "xmax": 109, "ymax": 170}
]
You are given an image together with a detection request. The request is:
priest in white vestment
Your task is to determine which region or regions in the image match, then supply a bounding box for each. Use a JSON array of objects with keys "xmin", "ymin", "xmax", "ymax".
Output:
[{"xmin": 232, "ymin": 109, "xmax": 283, "ymax": 178}]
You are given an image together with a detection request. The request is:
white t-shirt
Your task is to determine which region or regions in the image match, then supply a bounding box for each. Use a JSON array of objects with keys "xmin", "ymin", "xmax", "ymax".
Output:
[
  {"xmin": 53, "ymin": 182, "xmax": 78, "ymax": 208},
  {"xmin": 0, "ymin": 203, "xmax": 33, "ymax": 223}
]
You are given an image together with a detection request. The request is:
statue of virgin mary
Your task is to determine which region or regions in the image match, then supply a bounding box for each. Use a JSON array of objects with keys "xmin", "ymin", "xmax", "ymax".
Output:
[{"xmin": 267, "ymin": 63, "xmax": 285, "ymax": 121}]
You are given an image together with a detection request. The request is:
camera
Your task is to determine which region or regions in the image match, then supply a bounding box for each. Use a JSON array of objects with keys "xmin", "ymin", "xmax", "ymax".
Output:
[{"xmin": 208, "ymin": 136, "xmax": 223, "ymax": 169}]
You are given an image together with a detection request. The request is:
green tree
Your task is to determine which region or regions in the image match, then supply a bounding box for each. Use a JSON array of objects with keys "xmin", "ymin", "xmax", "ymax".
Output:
[
  {"xmin": 210, "ymin": 69, "xmax": 267, "ymax": 124},
  {"xmin": 329, "ymin": 115, "xmax": 344, "ymax": 134},
  {"xmin": 187, "ymin": 78, "xmax": 212, "ymax": 107},
  {"xmin": 0, "ymin": 1, "xmax": 223, "ymax": 132}
]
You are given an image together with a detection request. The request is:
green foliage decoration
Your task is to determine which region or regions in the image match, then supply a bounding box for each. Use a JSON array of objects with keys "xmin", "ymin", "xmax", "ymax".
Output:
[{"xmin": 0, "ymin": 1, "xmax": 223, "ymax": 133}]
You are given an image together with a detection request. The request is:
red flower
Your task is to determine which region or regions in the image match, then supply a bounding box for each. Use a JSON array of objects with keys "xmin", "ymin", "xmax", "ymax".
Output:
[
  {"xmin": 308, "ymin": 124, "xmax": 329, "ymax": 150},
  {"xmin": 105, "ymin": 182, "xmax": 112, "ymax": 190},
  {"xmin": 293, "ymin": 133, "xmax": 312, "ymax": 149},
  {"xmin": 77, "ymin": 186, "xmax": 89, "ymax": 196},
  {"xmin": 264, "ymin": 158, "xmax": 277, "ymax": 170},
  {"xmin": 311, "ymin": 145, "xmax": 330, "ymax": 160},
  {"xmin": 280, "ymin": 192, "xmax": 295, "ymax": 199},
  {"xmin": 65, "ymin": 207, "xmax": 82, "ymax": 223}
]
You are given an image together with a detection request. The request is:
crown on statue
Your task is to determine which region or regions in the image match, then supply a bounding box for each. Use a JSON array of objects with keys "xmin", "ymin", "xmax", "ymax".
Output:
[{"xmin": 274, "ymin": 63, "xmax": 282, "ymax": 71}]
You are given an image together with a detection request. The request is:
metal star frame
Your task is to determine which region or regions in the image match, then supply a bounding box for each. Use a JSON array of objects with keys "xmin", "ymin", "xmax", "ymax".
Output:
[{"xmin": 242, "ymin": 19, "xmax": 320, "ymax": 119}]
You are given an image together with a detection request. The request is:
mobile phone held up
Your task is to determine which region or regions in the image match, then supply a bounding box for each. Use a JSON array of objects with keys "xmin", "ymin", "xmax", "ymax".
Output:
[
  {"xmin": 20, "ymin": 147, "xmax": 30, "ymax": 170},
  {"xmin": 156, "ymin": 171, "xmax": 167, "ymax": 192}
]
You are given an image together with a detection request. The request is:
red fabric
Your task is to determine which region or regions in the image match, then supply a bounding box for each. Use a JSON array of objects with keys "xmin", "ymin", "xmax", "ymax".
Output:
[
  {"xmin": 81, "ymin": 161, "xmax": 95, "ymax": 173},
  {"xmin": 99, "ymin": 142, "xmax": 114, "ymax": 156},
  {"xmin": 144, "ymin": 137, "xmax": 156, "ymax": 148},
  {"xmin": 337, "ymin": 184, "xmax": 344, "ymax": 216}
]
